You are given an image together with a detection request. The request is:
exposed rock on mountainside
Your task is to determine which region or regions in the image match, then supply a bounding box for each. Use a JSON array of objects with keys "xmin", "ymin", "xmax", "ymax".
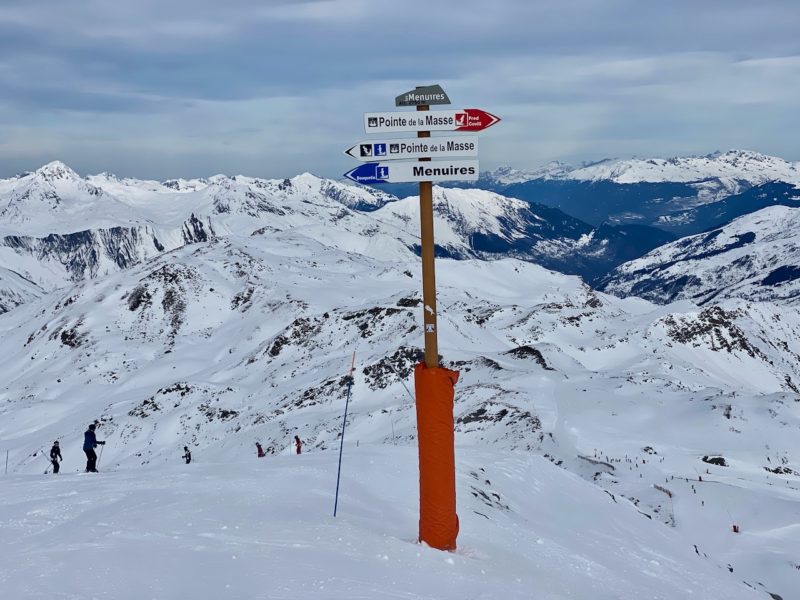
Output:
[
  {"xmin": 600, "ymin": 205, "xmax": 800, "ymax": 305},
  {"xmin": 2, "ymin": 163, "xmax": 800, "ymax": 596},
  {"xmin": 0, "ymin": 162, "xmax": 683, "ymax": 295},
  {"xmin": 0, "ymin": 266, "xmax": 42, "ymax": 313}
]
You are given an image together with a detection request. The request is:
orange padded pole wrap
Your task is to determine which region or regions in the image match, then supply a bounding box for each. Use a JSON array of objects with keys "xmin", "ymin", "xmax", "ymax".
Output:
[{"xmin": 414, "ymin": 362, "xmax": 460, "ymax": 550}]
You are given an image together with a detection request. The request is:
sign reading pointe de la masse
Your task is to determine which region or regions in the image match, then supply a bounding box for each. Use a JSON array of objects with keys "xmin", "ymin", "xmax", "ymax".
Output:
[
  {"xmin": 345, "ymin": 136, "xmax": 479, "ymax": 161},
  {"xmin": 343, "ymin": 84, "xmax": 499, "ymax": 185},
  {"xmin": 364, "ymin": 109, "xmax": 500, "ymax": 134}
]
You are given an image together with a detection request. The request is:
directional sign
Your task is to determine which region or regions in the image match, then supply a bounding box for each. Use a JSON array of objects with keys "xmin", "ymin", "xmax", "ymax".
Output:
[
  {"xmin": 395, "ymin": 84, "xmax": 450, "ymax": 107},
  {"xmin": 344, "ymin": 160, "xmax": 479, "ymax": 184},
  {"xmin": 364, "ymin": 109, "xmax": 500, "ymax": 133},
  {"xmin": 345, "ymin": 136, "xmax": 479, "ymax": 161}
]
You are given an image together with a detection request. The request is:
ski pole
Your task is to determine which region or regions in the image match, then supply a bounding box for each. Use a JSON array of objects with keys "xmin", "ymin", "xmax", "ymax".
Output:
[
  {"xmin": 5, "ymin": 450, "xmax": 8, "ymax": 475},
  {"xmin": 97, "ymin": 443, "xmax": 105, "ymax": 469},
  {"xmin": 387, "ymin": 361, "xmax": 415, "ymax": 404},
  {"xmin": 333, "ymin": 351, "xmax": 356, "ymax": 517}
]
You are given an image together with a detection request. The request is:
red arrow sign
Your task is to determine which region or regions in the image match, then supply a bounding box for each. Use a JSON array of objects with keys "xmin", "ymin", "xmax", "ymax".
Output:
[
  {"xmin": 454, "ymin": 108, "xmax": 501, "ymax": 132},
  {"xmin": 364, "ymin": 108, "xmax": 501, "ymax": 133}
]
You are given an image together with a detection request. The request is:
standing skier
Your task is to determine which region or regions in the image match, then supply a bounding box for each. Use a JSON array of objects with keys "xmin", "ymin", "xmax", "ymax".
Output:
[
  {"xmin": 256, "ymin": 442, "xmax": 265, "ymax": 458},
  {"xmin": 49, "ymin": 441, "xmax": 62, "ymax": 474},
  {"xmin": 183, "ymin": 446, "xmax": 192, "ymax": 464},
  {"xmin": 294, "ymin": 435, "xmax": 303, "ymax": 455},
  {"xmin": 83, "ymin": 423, "xmax": 105, "ymax": 473}
]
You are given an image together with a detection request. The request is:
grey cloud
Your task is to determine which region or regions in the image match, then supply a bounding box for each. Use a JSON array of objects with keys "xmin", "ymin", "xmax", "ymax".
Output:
[{"xmin": 0, "ymin": 0, "xmax": 798, "ymax": 177}]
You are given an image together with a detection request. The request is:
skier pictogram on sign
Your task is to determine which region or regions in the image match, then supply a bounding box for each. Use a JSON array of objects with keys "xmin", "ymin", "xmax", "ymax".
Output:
[{"xmin": 345, "ymin": 136, "xmax": 479, "ymax": 162}]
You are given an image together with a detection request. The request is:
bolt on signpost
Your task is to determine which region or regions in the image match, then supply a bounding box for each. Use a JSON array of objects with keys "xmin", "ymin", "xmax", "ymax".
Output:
[{"xmin": 344, "ymin": 84, "xmax": 499, "ymax": 551}]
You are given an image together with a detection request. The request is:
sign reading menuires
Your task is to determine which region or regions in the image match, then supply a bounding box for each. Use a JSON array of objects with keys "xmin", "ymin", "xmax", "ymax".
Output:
[
  {"xmin": 344, "ymin": 84, "xmax": 500, "ymax": 184},
  {"xmin": 395, "ymin": 84, "xmax": 451, "ymax": 107},
  {"xmin": 344, "ymin": 160, "xmax": 479, "ymax": 184}
]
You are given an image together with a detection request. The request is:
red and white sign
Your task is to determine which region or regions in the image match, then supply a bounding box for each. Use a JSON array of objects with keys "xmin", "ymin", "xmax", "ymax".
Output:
[{"xmin": 364, "ymin": 109, "xmax": 500, "ymax": 133}]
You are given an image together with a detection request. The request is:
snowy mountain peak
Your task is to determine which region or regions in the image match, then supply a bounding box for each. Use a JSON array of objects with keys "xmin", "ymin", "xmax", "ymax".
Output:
[
  {"xmin": 563, "ymin": 149, "xmax": 800, "ymax": 185},
  {"xmin": 1, "ymin": 162, "xmax": 94, "ymax": 227},
  {"xmin": 487, "ymin": 150, "xmax": 798, "ymax": 190},
  {"xmin": 3, "ymin": 158, "xmax": 800, "ymax": 598},
  {"xmin": 485, "ymin": 162, "xmax": 572, "ymax": 184},
  {"xmin": 33, "ymin": 160, "xmax": 81, "ymax": 182},
  {"xmin": 706, "ymin": 149, "xmax": 777, "ymax": 162},
  {"xmin": 161, "ymin": 178, "xmax": 210, "ymax": 192}
]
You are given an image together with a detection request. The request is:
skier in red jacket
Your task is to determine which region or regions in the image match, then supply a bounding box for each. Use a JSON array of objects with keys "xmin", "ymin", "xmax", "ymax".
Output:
[
  {"xmin": 256, "ymin": 442, "xmax": 265, "ymax": 458},
  {"xmin": 294, "ymin": 435, "xmax": 303, "ymax": 455}
]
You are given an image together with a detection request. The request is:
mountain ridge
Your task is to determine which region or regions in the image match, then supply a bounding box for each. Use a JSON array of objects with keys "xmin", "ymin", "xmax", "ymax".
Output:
[
  {"xmin": 600, "ymin": 204, "xmax": 800, "ymax": 305},
  {"xmin": 2, "ymin": 231, "xmax": 799, "ymax": 597},
  {"xmin": 0, "ymin": 162, "xmax": 672, "ymax": 304},
  {"xmin": 484, "ymin": 149, "xmax": 800, "ymax": 187},
  {"xmin": 2, "ymin": 159, "xmax": 800, "ymax": 598}
]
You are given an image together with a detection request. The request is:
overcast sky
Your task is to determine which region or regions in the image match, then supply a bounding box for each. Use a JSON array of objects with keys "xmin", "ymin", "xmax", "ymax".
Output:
[{"xmin": 0, "ymin": 0, "xmax": 798, "ymax": 180}]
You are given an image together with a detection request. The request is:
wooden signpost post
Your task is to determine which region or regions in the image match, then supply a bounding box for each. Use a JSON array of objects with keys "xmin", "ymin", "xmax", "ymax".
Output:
[{"xmin": 344, "ymin": 85, "xmax": 500, "ymax": 551}]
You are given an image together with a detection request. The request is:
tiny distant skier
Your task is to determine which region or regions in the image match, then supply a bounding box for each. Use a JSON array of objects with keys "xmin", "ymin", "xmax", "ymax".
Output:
[
  {"xmin": 183, "ymin": 446, "xmax": 192, "ymax": 464},
  {"xmin": 256, "ymin": 442, "xmax": 265, "ymax": 458},
  {"xmin": 49, "ymin": 441, "xmax": 62, "ymax": 474},
  {"xmin": 294, "ymin": 435, "xmax": 303, "ymax": 455},
  {"xmin": 83, "ymin": 423, "xmax": 105, "ymax": 473}
]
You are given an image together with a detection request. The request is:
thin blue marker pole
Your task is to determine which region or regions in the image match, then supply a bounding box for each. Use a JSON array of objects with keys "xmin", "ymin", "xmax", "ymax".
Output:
[{"xmin": 333, "ymin": 352, "xmax": 356, "ymax": 517}]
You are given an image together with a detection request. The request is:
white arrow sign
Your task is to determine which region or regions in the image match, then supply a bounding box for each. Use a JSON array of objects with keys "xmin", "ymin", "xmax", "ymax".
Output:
[
  {"xmin": 344, "ymin": 160, "xmax": 479, "ymax": 184},
  {"xmin": 345, "ymin": 136, "xmax": 479, "ymax": 161},
  {"xmin": 364, "ymin": 109, "xmax": 500, "ymax": 133}
]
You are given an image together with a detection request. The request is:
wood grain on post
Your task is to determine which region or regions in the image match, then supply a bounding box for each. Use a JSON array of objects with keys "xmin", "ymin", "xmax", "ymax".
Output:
[{"xmin": 417, "ymin": 103, "xmax": 439, "ymax": 368}]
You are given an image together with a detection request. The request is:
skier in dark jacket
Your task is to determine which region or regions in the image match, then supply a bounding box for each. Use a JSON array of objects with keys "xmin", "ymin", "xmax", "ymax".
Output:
[
  {"xmin": 83, "ymin": 423, "xmax": 105, "ymax": 472},
  {"xmin": 183, "ymin": 446, "xmax": 192, "ymax": 464},
  {"xmin": 294, "ymin": 435, "xmax": 303, "ymax": 455},
  {"xmin": 256, "ymin": 442, "xmax": 265, "ymax": 458},
  {"xmin": 49, "ymin": 441, "xmax": 62, "ymax": 474}
]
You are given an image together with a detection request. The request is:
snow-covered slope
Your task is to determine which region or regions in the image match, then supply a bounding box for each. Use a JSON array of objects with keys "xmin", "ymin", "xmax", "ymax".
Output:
[
  {"xmin": 0, "ymin": 165, "xmax": 400, "ymax": 239},
  {"xmin": 483, "ymin": 161, "xmax": 573, "ymax": 185},
  {"xmin": 654, "ymin": 180, "xmax": 800, "ymax": 234},
  {"xmin": 377, "ymin": 187, "xmax": 560, "ymax": 250},
  {"xmin": 600, "ymin": 205, "xmax": 800, "ymax": 305},
  {"xmin": 0, "ymin": 163, "xmax": 670, "ymax": 295},
  {"xmin": 483, "ymin": 150, "xmax": 799, "ymax": 189},
  {"xmin": 0, "ymin": 265, "xmax": 42, "ymax": 313},
  {"xmin": 372, "ymin": 187, "xmax": 674, "ymax": 281},
  {"xmin": 484, "ymin": 150, "xmax": 800, "ymax": 235},
  {"xmin": 0, "ymin": 167, "xmax": 409, "ymax": 291},
  {"xmin": 566, "ymin": 150, "xmax": 800, "ymax": 187},
  {"xmin": 1, "ymin": 448, "xmax": 766, "ymax": 600},
  {"xmin": 1, "ymin": 229, "xmax": 800, "ymax": 597},
  {"xmin": 3, "ymin": 159, "xmax": 800, "ymax": 598},
  {"xmin": 0, "ymin": 162, "xmax": 146, "ymax": 235},
  {"xmin": 375, "ymin": 187, "xmax": 588, "ymax": 260}
]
